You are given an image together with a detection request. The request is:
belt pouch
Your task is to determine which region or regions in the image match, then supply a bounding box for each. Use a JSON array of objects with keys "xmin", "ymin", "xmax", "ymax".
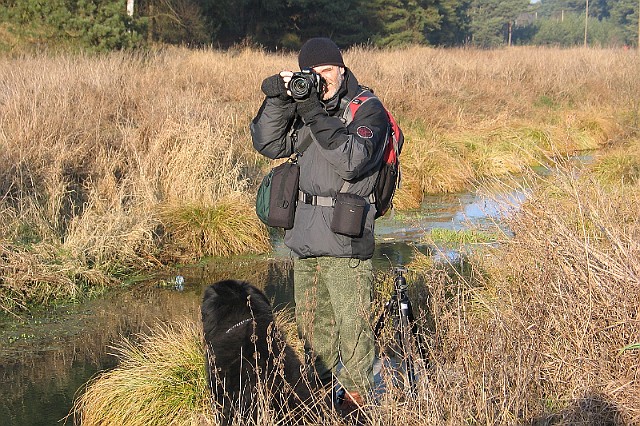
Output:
[{"xmin": 330, "ymin": 192, "xmax": 367, "ymax": 237}]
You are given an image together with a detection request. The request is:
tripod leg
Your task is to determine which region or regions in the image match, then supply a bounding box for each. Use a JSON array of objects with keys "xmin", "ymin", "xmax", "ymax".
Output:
[
  {"xmin": 398, "ymin": 314, "xmax": 417, "ymax": 395},
  {"xmin": 373, "ymin": 299, "xmax": 391, "ymax": 340},
  {"xmin": 406, "ymin": 299, "xmax": 428, "ymax": 362},
  {"xmin": 377, "ymin": 291, "xmax": 424, "ymax": 397}
]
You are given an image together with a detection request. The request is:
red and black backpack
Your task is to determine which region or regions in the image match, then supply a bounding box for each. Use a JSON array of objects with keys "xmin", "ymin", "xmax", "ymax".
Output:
[{"xmin": 343, "ymin": 90, "xmax": 404, "ymax": 218}]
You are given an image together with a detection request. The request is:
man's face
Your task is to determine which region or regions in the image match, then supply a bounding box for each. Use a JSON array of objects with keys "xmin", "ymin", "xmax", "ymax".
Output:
[{"xmin": 312, "ymin": 65, "xmax": 345, "ymax": 100}]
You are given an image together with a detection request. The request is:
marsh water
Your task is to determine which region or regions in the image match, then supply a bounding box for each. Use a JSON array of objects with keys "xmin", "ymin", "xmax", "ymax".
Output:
[{"xmin": 0, "ymin": 188, "xmax": 522, "ymax": 426}]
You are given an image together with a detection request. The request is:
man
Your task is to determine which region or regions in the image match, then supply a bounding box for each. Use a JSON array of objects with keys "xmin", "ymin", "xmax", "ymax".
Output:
[{"xmin": 250, "ymin": 38, "xmax": 388, "ymax": 411}]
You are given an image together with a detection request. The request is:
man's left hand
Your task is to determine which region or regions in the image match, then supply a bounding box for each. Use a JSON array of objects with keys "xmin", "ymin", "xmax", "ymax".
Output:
[{"xmin": 294, "ymin": 84, "xmax": 323, "ymax": 119}]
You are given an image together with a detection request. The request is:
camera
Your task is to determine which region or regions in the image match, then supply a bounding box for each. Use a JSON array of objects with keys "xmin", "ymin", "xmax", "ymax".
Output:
[
  {"xmin": 289, "ymin": 68, "xmax": 324, "ymax": 100},
  {"xmin": 394, "ymin": 267, "xmax": 408, "ymax": 292}
]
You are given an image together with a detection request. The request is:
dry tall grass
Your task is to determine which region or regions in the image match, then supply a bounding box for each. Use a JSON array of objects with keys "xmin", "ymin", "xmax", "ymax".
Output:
[
  {"xmin": 356, "ymin": 46, "xmax": 639, "ymax": 199},
  {"xmin": 1, "ymin": 46, "xmax": 638, "ymax": 313},
  {"xmin": 0, "ymin": 48, "xmax": 281, "ymax": 313},
  {"xmin": 412, "ymin": 158, "xmax": 640, "ymax": 425}
]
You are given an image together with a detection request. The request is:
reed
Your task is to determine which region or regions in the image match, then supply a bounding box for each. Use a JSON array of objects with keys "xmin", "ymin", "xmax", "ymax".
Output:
[{"xmin": 417, "ymin": 162, "xmax": 640, "ymax": 424}]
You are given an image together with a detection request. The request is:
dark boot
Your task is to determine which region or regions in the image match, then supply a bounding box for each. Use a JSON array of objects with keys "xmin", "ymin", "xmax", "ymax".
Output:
[{"xmin": 337, "ymin": 390, "xmax": 369, "ymax": 425}]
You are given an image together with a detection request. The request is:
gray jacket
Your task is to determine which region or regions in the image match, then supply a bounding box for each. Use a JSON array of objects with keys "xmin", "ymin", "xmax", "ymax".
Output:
[{"xmin": 250, "ymin": 69, "xmax": 388, "ymax": 259}]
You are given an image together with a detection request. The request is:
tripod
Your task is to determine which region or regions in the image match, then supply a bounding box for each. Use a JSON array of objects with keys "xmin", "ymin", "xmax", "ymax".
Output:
[{"xmin": 374, "ymin": 267, "xmax": 425, "ymax": 396}]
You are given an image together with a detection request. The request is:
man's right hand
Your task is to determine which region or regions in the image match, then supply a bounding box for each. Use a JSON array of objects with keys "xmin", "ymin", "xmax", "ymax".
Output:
[
  {"xmin": 261, "ymin": 72, "xmax": 292, "ymax": 100},
  {"xmin": 280, "ymin": 71, "xmax": 293, "ymax": 97}
]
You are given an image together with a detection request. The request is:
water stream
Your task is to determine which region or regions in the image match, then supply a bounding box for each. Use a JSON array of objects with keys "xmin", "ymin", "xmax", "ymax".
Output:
[{"xmin": 0, "ymin": 187, "xmax": 524, "ymax": 426}]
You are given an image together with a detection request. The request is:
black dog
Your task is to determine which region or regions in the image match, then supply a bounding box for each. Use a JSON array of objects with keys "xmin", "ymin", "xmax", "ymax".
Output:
[{"xmin": 201, "ymin": 280, "xmax": 319, "ymax": 425}]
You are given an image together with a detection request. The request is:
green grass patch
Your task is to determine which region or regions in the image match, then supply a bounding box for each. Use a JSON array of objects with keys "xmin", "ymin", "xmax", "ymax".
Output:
[
  {"xmin": 424, "ymin": 228, "xmax": 497, "ymax": 245},
  {"xmin": 533, "ymin": 95, "xmax": 560, "ymax": 110}
]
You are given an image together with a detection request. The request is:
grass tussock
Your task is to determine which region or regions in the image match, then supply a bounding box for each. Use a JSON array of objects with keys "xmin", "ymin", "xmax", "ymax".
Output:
[
  {"xmin": 73, "ymin": 320, "xmax": 214, "ymax": 426},
  {"xmin": 592, "ymin": 140, "xmax": 640, "ymax": 186},
  {"xmin": 1, "ymin": 46, "xmax": 638, "ymax": 312},
  {"xmin": 157, "ymin": 194, "xmax": 271, "ymax": 262}
]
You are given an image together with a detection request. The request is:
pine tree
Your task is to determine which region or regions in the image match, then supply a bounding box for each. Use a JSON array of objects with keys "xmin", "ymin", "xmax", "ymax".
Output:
[
  {"xmin": 609, "ymin": 0, "xmax": 639, "ymax": 46},
  {"xmin": 368, "ymin": 0, "xmax": 441, "ymax": 47},
  {"xmin": 426, "ymin": 0, "xmax": 472, "ymax": 46},
  {"xmin": 289, "ymin": 0, "xmax": 375, "ymax": 47},
  {"xmin": 1, "ymin": 0, "xmax": 143, "ymax": 51},
  {"xmin": 469, "ymin": 0, "xmax": 529, "ymax": 47}
]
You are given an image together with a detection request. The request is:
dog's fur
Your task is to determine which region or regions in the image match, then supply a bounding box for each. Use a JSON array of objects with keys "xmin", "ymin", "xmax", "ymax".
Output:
[{"xmin": 201, "ymin": 280, "xmax": 317, "ymax": 425}]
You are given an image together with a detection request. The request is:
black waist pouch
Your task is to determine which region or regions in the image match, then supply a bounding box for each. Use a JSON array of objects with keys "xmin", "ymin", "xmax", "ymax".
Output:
[
  {"xmin": 330, "ymin": 193, "xmax": 367, "ymax": 237},
  {"xmin": 256, "ymin": 161, "xmax": 299, "ymax": 229}
]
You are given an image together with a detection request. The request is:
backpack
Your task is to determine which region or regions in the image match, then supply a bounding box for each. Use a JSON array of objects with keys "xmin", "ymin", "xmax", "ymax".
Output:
[{"xmin": 343, "ymin": 90, "xmax": 404, "ymax": 218}]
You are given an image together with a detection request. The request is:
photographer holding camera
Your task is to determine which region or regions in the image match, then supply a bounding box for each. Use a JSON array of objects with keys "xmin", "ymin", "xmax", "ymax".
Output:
[{"xmin": 251, "ymin": 38, "xmax": 389, "ymax": 415}]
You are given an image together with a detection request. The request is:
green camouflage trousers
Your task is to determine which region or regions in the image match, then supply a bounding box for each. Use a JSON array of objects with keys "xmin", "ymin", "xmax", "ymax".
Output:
[{"xmin": 294, "ymin": 257, "xmax": 375, "ymax": 395}]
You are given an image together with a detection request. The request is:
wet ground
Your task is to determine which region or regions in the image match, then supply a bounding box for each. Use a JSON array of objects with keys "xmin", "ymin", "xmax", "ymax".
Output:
[{"xmin": 0, "ymin": 188, "xmax": 523, "ymax": 426}]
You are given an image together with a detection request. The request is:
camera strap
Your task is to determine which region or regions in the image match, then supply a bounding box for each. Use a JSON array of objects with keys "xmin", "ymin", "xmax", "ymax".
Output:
[
  {"xmin": 294, "ymin": 135, "xmax": 313, "ymax": 159},
  {"xmin": 287, "ymin": 115, "xmax": 314, "ymax": 163}
]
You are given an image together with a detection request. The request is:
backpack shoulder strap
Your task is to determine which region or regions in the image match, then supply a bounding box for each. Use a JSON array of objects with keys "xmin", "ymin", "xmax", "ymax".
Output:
[{"xmin": 342, "ymin": 89, "xmax": 377, "ymax": 126}]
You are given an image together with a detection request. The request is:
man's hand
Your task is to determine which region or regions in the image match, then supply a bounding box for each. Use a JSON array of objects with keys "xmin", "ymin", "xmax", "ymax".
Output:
[
  {"xmin": 294, "ymin": 81, "xmax": 323, "ymax": 119},
  {"xmin": 280, "ymin": 71, "xmax": 293, "ymax": 97},
  {"xmin": 261, "ymin": 72, "xmax": 290, "ymax": 100}
]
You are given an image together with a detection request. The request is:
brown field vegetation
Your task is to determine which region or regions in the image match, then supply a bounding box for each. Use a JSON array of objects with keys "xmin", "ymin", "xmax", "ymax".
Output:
[
  {"xmin": 0, "ymin": 46, "xmax": 638, "ymax": 315},
  {"xmin": 410, "ymin": 166, "xmax": 640, "ymax": 425}
]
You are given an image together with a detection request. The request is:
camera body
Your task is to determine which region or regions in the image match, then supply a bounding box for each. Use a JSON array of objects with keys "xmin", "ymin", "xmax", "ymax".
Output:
[
  {"xmin": 289, "ymin": 68, "xmax": 324, "ymax": 100},
  {"xmin": 394, "ymin": 267, "xmax": 408, "ymax": 292}
]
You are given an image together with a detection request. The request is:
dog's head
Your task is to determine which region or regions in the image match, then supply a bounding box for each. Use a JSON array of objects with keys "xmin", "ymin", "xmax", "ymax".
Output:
[{"xmin": 201, "ymin": 279, "xmax": 274, "ymax": 345}]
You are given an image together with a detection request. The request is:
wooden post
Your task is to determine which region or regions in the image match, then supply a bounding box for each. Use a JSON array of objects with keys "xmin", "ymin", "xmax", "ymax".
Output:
[
  {"xmin": 584, "ymin": 0, "xmax": 589, "ymax": 47},
  {"xmin": 148, "ymin": 3, "xmax": 154, "ymax": 44},
  {"xmin": 126, "ymin": 0, "xmax": 134, "ymax": 17}
]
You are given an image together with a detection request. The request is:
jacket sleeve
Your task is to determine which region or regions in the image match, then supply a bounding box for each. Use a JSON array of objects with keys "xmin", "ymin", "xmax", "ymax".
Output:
[
  {"xmin": 250, "ymin": 97, "xmax": 298, "ymax": 160},
  {"xmin": 299, "ymin": 99, "xmax": 388, "ymax": 181}
]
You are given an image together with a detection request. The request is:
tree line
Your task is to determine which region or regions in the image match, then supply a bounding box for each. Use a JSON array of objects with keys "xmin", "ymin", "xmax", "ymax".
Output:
[{"xmin": 0, "ymin": 0, "xmax": 638, "ymax": 51}]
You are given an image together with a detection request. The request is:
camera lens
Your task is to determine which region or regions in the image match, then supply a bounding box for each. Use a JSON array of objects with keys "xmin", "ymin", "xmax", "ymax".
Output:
[{"xmin": 290, "ymin": 76, "xmax": 310, "ymax": 99}]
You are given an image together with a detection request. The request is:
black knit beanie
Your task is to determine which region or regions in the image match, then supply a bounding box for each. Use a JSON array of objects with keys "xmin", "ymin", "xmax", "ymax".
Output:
[{"xmin": 298, "ymin": 38, "xmax": 345, "ymax": 70}]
